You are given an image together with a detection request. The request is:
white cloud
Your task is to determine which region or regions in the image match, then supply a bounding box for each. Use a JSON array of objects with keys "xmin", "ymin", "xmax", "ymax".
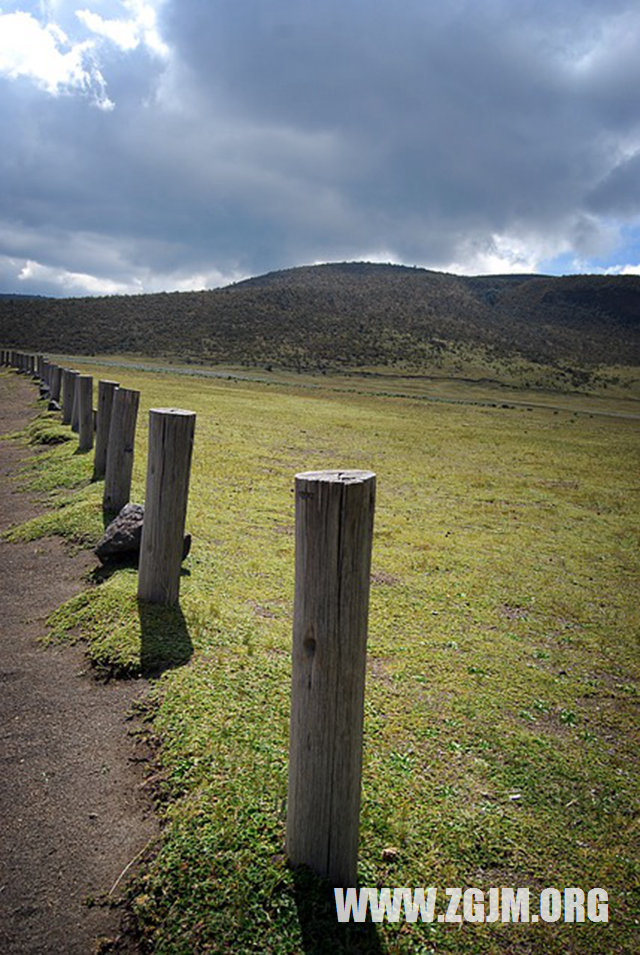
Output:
[
  {"xmin": 601, "ymin": 263, "xmax": 640, "ymax": 275},
  {"xmin": 433, "ymin": 233, "xmax": 553, "ymax": 276},
  {"xmin": 76, "ymin": 1, "xmax": 169, "ymax": 57},
  {"xmin": 0, "ymin": 10, "xmax": 113, "ymax": 108},
  {"xmin": 75, "ymin": 9, "xmax": 140, "ymax": 52},
  {"xmin": 18, "ymin": 258, "xmax": 134, "ymax": 294},
  {"xmin": 7, "ymin": 252, "xmax": 246, "ymax": 296}
]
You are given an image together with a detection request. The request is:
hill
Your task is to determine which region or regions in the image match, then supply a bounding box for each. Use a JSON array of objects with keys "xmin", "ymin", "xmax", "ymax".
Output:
[{"xmin": 0, "ymin": 263, "xmax": 638, "ymax": 379}]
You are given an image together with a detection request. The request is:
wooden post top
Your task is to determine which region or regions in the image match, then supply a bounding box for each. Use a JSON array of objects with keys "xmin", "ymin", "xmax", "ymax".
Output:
[
  {"xmin": 149, "ymin": 407, "xmax": 196, "ymax": 417},
  {"xmin": 295, "ymin": 469, "xmax": 375, "ymax": 484}
]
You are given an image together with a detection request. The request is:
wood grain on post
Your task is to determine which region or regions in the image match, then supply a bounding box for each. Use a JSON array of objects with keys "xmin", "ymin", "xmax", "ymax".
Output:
[
  {"xmin": 103, "ymin": 387, "xmax": 140, "ymax": 514},
  {"xmin": 71, "ymin": 376, "xmax": 80, "ymax": 432},
  {"xmin": 77, "ymin": 375, "xmax": 94, "ymax": 451},
  {"xmin": 93, "ymin": 380, "xmax": 119, "ymax": 479},
  {"xmin": 50, "ymin": 364, "xmax": 62, "ymax": 402},
  {"xmin": 286, "ymin": 469, "xmax": 376, "ymax": 887},
  {"xmin": 138, "ymin": 408, "xmax": 196, "ymax": 606},
  {"xmin": 61, "ymin": 370, "xmax": 78, "ymax": 425}
]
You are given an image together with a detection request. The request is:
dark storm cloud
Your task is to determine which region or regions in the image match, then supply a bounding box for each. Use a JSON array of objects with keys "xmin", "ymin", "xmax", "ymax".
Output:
[{"xmin": 0, "ymin": 0, "xmax": 639, "ymax": 294}]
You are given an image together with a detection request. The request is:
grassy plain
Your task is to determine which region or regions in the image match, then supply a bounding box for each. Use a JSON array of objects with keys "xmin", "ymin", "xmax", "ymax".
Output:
[{"xmin": 3, "ymin": 361, "xmax": 639, "ymax": 954}]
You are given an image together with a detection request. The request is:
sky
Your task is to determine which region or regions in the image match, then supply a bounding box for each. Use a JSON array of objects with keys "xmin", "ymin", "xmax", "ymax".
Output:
[{"xmin": 0, "ymin": 0, "xmax": 639, "ymax": 297}]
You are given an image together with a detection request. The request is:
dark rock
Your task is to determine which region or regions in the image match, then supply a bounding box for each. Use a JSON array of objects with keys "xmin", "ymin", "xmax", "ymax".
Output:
[
  {"xmin": 95, "ymin": 503, "xmax": 144, "ymax": 561},
  {"xmin": 39, "ymin": 384, "xmax": 50, "ymax": 398},
  {"xmin": 95, "ymin": 503, "xmax": 192, "ymax": 564},
  {"xmin": 48, "ymin": 399, "xmax": 60, "ymax": 412}
]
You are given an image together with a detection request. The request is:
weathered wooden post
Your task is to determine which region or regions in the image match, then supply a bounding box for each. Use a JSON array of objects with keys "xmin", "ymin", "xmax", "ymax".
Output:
[
  {"xmin": 93, "ymin": 380, "xmax": 119, "ymax": 479},
  {"xmin": 50, "ymin": 364, "xmax": 62, "ymax": 403},
  {"xmin": 138, "ymin": 408, "xmax": 196, "ymax": 606},
  {"xmin": 103, "ymin": 387, "xmax": 140, "ymax": 514},
  {"xmin": 286, "ymin": 469, "xmax": 376, "ymax": 887},
  {"xmin": 71, "ymin": 377, "xmax": 80, "ymax": 433},
  {"xmin": 77, "ymin": 375, "xmax": 94, "ymax": 452},
  {"xmin": 61, "ymin": 370, "xmax": 78, "ymax": 425}
]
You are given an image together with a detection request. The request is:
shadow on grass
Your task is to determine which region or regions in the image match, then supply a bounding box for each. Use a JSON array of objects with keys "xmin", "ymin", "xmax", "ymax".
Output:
[
  {"xmin": 90, "ymin": 554, "xmax": 191, "ymax": 585},
  {"xmin": 137, "ymin": 598, "xmax": 193, "ymax": 677},
  {"xmin": 89, "ymin": 540, "xmax": 139, "ymax": 583},
  {"xmin": 292, "ymin": 867, "xmax": 384, "ymax": 955}
]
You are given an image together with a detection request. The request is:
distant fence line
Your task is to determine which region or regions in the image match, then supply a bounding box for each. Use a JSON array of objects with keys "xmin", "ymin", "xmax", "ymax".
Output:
[{"xmin": 1, "ymin": 346, "xmax": 375, "ymax": 888}]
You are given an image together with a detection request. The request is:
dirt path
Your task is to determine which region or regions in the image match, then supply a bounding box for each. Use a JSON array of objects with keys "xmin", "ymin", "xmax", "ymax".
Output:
[{"xmin": 0, "ymin": 372, "xmax": 158, "ymax": 954}]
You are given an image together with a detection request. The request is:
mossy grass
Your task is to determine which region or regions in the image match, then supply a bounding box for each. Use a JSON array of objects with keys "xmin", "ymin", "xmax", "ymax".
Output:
[
  {"xmin": 9, "ymin": 363, "xmax": 639, "ymax": 953},
  {"xmin": 2, "ymin": 407, "xmax": 102, "ymax": 548}
]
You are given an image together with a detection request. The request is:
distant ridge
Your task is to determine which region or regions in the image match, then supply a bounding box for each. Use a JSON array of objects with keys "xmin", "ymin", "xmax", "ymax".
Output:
[{"xmin": 0, "ymin": 262, "xmax": 638, "ymax": 375}]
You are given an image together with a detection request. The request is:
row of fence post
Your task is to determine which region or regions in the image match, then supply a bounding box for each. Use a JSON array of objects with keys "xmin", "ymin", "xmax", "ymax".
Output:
[
  {"xmin": 1, "ymin": 349, "xmax": 196, "ymax": 617},
  {"xmin": 1, "ymin": 347, "xmax": 376, "ymax": 888}
]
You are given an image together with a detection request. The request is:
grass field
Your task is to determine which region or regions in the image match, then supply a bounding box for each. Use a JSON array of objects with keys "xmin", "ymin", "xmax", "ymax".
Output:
[{"xmin": 4, "ymin": 361, "xmax": 639, "ymax": 954}]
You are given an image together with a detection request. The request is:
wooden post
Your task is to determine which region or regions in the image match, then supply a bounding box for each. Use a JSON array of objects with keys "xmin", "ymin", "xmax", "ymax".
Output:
[
  {"xmin": 77, "ymin": 375, "xmax": 94, "ymax": 451},
  {"xmin": 103, "ymin": 387, "xmax": 140, "ymax": 514},
  {"xmin": 71, "ymin": 376, "xmax": 80, "ymax": 433},
  {"xmin": 286, "ymin": 469, "xmax": 376, "ymax": 887},
  {"xmin": 61, "ymin": 370, "xmax": 78, "ymax": 425},
  {"xmin": 93, "ymin": 380, "xmax": 119, "ymax": 479},
  {"xmin": 138, "ymin": 409, "xmax": 196, "ymax": 606},
  {"xmin": 50, "ymin": 365, "xmax": 62, "ymax": 403}
]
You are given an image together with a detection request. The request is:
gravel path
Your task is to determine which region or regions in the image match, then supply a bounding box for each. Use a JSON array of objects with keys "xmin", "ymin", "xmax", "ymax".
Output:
[{"xmin": 0, "ymin": 372, "xmax": 158, "ymax": 954}]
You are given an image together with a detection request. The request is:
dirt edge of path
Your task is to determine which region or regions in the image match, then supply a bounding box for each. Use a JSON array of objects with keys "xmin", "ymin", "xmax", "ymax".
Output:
[{"xmin": 0, "ymin": 371, "xmax": 161, "ymax": 955}]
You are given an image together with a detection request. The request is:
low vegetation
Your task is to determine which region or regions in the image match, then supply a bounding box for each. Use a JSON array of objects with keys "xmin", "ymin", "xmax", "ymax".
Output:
[
  {"xmin": 2, "ymin": 361, "xmax": 639, "ymax": 954},
  {"xmin": 1, "ymin": 264, "xmax": 639, "ymax": 384}
]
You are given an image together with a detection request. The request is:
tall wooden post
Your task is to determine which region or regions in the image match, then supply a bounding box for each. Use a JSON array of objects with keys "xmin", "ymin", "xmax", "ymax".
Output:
[
  {"xmin": 286, "ymin": 469, "xmax": 376, "ymax": 887},
  {"xmin": 61, "ymin": 370, "xmax": 78, "ymax": 425},
  {"xmin": 138, "ymin": 409, "xmax": 196, "ymax": 606},
  {"xmin": 103, "ymin": 387, "xmax": 140, "ymax": 514},
  {"xmin": 71, "ymin": 376, "xmax": 80, "ymax": 433},
  {"xmin": 93, "ymin": 380, "xmax": 119, "ymax": 479},
  {"xmin": 50, "ymin": 365, "xmax": 62, "ymax": 403},
  {"xmin": 77, "ymin": 375, "xmax": 94, "ymax": 452}
]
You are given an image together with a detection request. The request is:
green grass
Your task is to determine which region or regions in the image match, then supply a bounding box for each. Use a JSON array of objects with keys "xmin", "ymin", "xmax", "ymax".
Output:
[
  {"xmin": 7, "ymin": 363, "xmax": 639, "ymax": 953},
  {"xmin": 2, "ymin": 409, "xmax": 103, "ymax": 548}
]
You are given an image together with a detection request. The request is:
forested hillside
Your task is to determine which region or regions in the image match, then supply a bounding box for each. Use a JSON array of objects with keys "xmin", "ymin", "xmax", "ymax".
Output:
[{"xmin": 0, "ymin": 262, "xmax": 638, "ymax": 373}]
